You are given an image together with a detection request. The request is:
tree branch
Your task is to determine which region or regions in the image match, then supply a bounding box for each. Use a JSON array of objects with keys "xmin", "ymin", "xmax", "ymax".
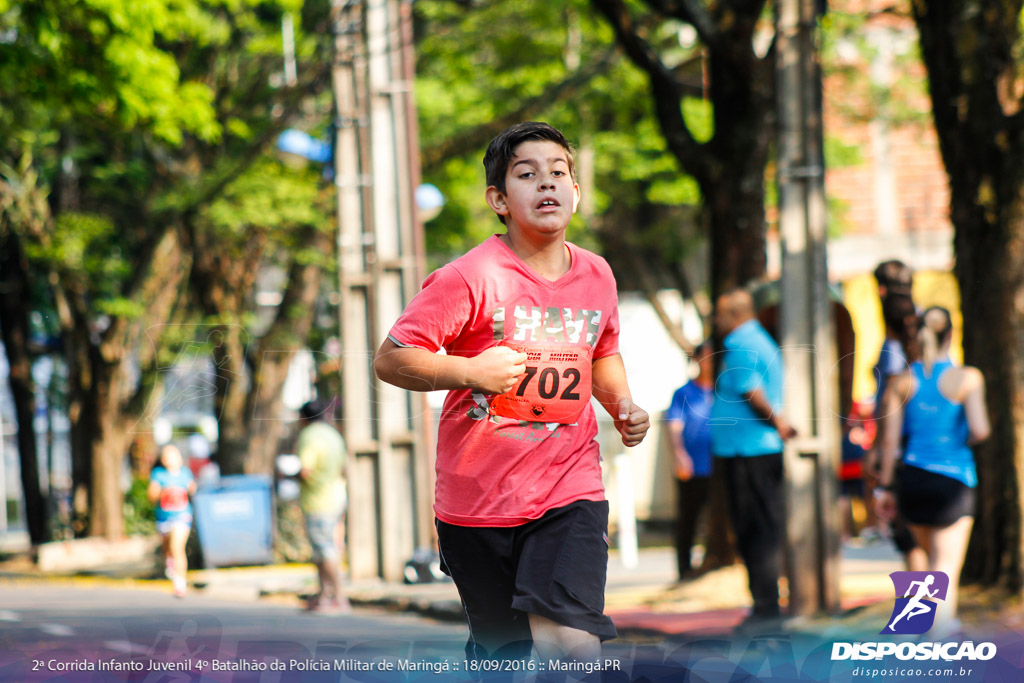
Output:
[
  {"xmin": 646, "ymin": 0, "xmax": 720, "ymax": 47},
  {"xmin": 421, "ymin": 49, "xmax": 620, "ymax": 167},
  {"xmin": 176, "ymin": 60, "xmax": 333, "ymax": 223},
  {"xmin": 591, "ymin": 0, "xmax": 706, "ymax": 176},
  {"xmin": 258, "ymin": 226, "xmax": 330, "ymax": 354}
]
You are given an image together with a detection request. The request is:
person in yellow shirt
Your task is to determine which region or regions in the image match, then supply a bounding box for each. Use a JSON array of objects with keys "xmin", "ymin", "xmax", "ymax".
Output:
[{"xmin": 296, "ymin": 399, "xmax": 350, "ymax": 614}]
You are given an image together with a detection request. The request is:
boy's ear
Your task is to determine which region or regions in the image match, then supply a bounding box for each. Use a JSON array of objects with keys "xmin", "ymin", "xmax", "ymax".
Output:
[
  {"xmin": 485, "ymin": 186, "xmax": 510, "ymax": 218},
  {"xmin": 572, "ymin": 182, "xmax": 581, "ymax": 213}
]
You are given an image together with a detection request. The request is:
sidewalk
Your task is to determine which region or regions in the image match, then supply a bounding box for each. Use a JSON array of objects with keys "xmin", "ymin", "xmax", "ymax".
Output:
[{"xmin": 0, "ymin": 539, "xmax": 903, "ymax": 639}]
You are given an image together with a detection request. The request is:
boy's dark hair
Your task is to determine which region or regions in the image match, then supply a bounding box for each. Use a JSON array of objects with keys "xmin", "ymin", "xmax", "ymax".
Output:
[
  {"xmin": 873, "ymin": 259, "xmax": 913, "ymax": 296},
  {"xmin": 483, "ymin": 122, "xmax": 576, "ymax": 224}
]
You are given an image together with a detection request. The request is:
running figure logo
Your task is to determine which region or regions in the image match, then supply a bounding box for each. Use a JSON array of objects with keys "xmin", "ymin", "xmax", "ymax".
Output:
[{"xmin": 882, "ymin": 571, "xmax": 950, "ymax": 635}]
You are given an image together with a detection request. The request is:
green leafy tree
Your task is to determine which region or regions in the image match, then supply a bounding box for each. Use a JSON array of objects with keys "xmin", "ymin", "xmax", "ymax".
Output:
[
  {"xmin": 0, "ymin": 0, "xmax": 332, "ymax": 539},
  {"xmin": 414, "ymin": 0, "xmax": 705, "ymax": 317},
  {"xmin": 189, "ymin": 158, "xmax": 335, "ymax": 475},
  {"xmin": 591, "ymin": 0, "xmax": 776, "ymax": 299}
]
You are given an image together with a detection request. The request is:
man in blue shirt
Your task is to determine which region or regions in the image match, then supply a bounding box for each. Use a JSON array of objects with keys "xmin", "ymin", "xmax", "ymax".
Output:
[
  {"xmin": 666, "ymin": 341, "xmax": 714, "ymax": 580},
  {"xmin": 710, "ymin": 289, "xmax": 795, "ymax": 625}
]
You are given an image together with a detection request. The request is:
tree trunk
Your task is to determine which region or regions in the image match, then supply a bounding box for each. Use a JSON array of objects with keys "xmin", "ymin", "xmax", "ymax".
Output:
[
  {"xmin": 914, "ymin": 0, "xmax": 1024, "ymax": 588},
  {"xmin": 0, "ymin": 227, "xmax": 49, "ymax": 544},
  {"xmin": 242, "ymin": 353, "xmax": 293, "ymax": 475},
  {"xmin": 704, "ymin": 171, "xmax": 770, "ymax": 298},
  {"xmin": 79, "ymin": 227, "xmax": 190, "ymax": 538},
  {"xmin": 955, "ymin": 210, "xmax": 1024, "ymax": 588},
  {"xmin": 88, "ymin": 380, "xmax": 129, "ymax": 539},
  {"xmin": 201, "ymin": 227, "xmax": 328, "ymax": 475},
  {"xmin": 242, "ymin": 229, "xmax": 328, "ymax": 475},
  {"xmin": 66, "ymin": 332, "xmax": 95, "ymax": 536},
  {"xmin": 211, "ymin": 324, "xmax": 251, "ymax": 475}
]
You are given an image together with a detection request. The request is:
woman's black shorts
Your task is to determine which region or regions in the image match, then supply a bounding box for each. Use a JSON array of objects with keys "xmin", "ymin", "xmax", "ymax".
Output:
[{"xmin": 897, "ymin": 465, "xmax": 975, "ymax": 527}]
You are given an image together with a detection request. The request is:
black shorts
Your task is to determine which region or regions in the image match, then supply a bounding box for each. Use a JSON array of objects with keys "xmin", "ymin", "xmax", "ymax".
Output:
[
  {"xmin": 436, "ymin": 500, "xmax": 616, "ymax": 660},
  {"xmin": 898, "ymin": 465, "xmax": 976, "ymax": 527}
]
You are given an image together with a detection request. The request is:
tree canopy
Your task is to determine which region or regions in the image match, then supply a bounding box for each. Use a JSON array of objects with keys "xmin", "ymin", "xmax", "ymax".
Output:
[{"xmin": 0, "ymin": 0, "xmax": 334, "ymax": 538}]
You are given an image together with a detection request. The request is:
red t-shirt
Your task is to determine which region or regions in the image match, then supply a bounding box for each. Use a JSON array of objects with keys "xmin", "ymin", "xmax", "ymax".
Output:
[{"xmin": 387, "ymin": 235, "xmax": 620, "ymax": 526}]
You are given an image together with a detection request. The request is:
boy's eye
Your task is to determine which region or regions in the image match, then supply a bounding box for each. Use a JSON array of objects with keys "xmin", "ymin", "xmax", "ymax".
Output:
[{"xmin": 518, "ymin": 171, "xmax": 534, "ymax": 179}]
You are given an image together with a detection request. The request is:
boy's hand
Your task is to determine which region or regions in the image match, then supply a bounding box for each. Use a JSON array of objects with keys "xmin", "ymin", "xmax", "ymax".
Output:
[
  {"xmin": 466, "ymin": 346, "xmax": 528, "ymax": 394},
  {"xmin": 614, "ymin": 398, "xmax": 649, "ymax": 447}
]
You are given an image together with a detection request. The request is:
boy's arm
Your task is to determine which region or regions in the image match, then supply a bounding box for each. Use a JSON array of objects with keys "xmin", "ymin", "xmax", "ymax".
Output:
[
  {"xmin": 592, "ymin": 353, "xmax": 650, "ymax": 447},
  {"xmin": 374, "ymin": 338, "xmax": 528, "ymax": 395}
]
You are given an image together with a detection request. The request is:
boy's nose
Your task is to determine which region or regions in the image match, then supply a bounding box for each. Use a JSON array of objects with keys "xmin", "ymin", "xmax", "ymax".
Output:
[{"xmin": 539, "ymin": 177, "xmax": 555, "ymax": 190}]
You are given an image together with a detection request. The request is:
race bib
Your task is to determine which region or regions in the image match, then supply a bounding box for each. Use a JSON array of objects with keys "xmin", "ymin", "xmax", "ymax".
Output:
[
  {"xmin": 489, "ymin": 343, "xmax": 592, "ymax": 424},
  {"xmin": 160, "ymin": 487, "xmax": 189, "ymax": 512}
]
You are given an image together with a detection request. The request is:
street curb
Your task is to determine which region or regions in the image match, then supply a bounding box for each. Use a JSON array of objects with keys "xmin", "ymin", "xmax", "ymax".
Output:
[{"xmin": 350, "ymin": 594, "xmax": 466, "ymax": 623}]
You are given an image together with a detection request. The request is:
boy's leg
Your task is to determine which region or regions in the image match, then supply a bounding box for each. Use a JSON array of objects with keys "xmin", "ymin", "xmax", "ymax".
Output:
[
  {"xmin": 528, "ymin": 614, "xmax": 599, "ymax": 661},
  {"xmin": 436, "ymin": 520, "xmax": 533, "ymax": 661},
  {"xmin": 512, "ymin": 501, "xmax": 617, "ymax": 655}
]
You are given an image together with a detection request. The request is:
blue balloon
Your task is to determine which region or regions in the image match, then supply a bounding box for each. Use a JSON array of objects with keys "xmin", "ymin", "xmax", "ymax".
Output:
[
  {"xmin": 276, "ymin": 129, "xmax": 332, "ymax": 163},
  {"xmin": 415, "ymin": 183, "xmax": 445, "ymax": 222},
  {"xmin": 415, "ymin": 183, "xmax": 445, "ymax": 210}
]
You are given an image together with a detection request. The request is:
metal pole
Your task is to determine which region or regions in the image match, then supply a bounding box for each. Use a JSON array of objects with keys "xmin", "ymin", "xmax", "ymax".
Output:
[
  {"xmin": 333, "ymin": 0, "xmax": 381, "ymax": 579},
  {"xmin": 776, "ymin": 0, "xmax": 841, "ymax": 617},
  {"xmin": 332, "ymin": 0, "xmax": 430, "ymax": 581}
]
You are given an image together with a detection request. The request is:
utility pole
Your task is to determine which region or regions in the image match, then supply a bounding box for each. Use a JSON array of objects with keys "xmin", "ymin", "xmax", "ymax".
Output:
[
  {"xmin": 331, "ymin": 0, "xmax": 431, "ymax": 582},
  {"xmin": 776, "ymin": 0, "xmax": 841, "ymax": 616}
]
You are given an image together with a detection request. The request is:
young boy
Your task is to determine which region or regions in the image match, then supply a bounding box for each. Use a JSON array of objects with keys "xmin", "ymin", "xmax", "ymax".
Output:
[{"xmin": 374, "ymin": 122, "xmax": 649, "ymax": 663}]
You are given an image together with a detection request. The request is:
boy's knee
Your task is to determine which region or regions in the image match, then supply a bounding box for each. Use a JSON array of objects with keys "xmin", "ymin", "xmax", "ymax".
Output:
[{"xmin": 528, "ymin": 613, "xmax": 600, "ymax": 661}]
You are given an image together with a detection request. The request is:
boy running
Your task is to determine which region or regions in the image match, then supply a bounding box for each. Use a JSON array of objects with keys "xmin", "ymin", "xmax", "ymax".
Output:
[{"xmin": 374, "ymin": 122, "xmax": 649, "ymax": 664}]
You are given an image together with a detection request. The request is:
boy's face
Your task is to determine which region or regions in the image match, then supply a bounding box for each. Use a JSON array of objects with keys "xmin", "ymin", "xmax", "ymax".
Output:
[{"xmin": 486, "ymin": 139, "xmax": 580, "ymax": 239}]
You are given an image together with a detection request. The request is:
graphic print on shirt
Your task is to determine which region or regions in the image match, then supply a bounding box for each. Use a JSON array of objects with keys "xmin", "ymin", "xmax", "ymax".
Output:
[
  {"xmin": 492, "ymin": 305, "xmax": 603, "ymax": 346},
  {"xmin": 468, "ymin": 305, "xmax": 603, "ymax": 427}
]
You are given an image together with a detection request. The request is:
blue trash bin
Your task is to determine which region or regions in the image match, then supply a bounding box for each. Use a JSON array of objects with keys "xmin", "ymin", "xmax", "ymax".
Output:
[{"xmin": 192, "ymin": 474, "xmax": 274, "ymax": 568}]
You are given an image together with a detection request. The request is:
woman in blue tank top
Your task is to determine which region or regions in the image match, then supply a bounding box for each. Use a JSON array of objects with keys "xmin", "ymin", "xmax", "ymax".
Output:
[{"xmin": 874, "ymin": 307, "xmax": 990, "ymax": 638}]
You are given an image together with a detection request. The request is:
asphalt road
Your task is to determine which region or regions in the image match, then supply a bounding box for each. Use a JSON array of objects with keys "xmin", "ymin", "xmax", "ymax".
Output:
[
  {"xmin": 0, "ymin": 581, "xmax": 683, "ymax": 683},
  {"xmin": 0, "ymin": 581, "xmax": 474, "ymax": 682},
  {"xmin": 0, "ymin": 579, "xmax": 890, "ymax": 683}
]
